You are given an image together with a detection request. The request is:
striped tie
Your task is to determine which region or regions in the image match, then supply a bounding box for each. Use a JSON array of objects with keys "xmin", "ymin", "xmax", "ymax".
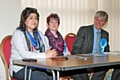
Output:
[{"xmin": 96, "ymin": 31, "xmax": 101, "ymax": 53}]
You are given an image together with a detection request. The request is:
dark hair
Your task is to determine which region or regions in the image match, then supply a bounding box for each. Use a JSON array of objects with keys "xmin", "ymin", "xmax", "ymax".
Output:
[
  {"xmin": 46, "ymin": 13, "xmax": 60, "ymax": 25},
  {"xmin": 18, "ymin": 7, "xmax": 39, "ymax": 31}
]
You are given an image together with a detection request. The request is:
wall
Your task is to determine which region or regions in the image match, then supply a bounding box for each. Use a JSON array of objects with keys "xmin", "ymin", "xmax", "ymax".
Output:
[
  {"xmin": 0, "ymin": 0, "xmax": 120, "ymax": 51},
  {"xmin": 98, "ymin": 0, "xmax": 120, "ymax": 51},
  {"xmin": 0, "ymin": 0, "xmax": 21, "ymax": 42}
]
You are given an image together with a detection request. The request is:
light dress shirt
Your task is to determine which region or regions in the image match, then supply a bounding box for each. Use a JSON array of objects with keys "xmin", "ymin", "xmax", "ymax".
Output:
[{"xmin": 92, "ymin": 26, "xmax": 101, "ymax": 53}]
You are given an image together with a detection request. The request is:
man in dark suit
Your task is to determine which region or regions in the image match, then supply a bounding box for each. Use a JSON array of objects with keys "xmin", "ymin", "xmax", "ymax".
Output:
[{"xmin": 71, "ymin": 11, "xmax": 110, "ymax": 80}]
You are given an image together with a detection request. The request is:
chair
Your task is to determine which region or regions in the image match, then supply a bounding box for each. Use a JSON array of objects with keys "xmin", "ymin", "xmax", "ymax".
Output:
[
  {"xmin": 59, "ymin": 33, "xmax": 76, "ymax": 80},
  {"xmin": 0, "ymin": 35, "xmax": 16, "ymax": 80},
  {"xmin": 65, "ymin": 33, "xmax": 93, "ymax": 80},
  {"xmin": 65, "ymin": 33, "xmax": 76, "ymax": 53},
  {"xmin": 0, "ymin": 53, "xmax": 7, "ymax": 80}
]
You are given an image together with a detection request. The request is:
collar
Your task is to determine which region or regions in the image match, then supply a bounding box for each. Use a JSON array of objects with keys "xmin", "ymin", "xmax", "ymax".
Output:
[{"xmin": 93, "ymin": 25, "xmax": 101, "ymax": 33}]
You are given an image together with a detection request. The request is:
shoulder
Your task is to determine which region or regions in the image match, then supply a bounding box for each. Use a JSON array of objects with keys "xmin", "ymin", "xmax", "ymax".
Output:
[
  {"xmin": 38, "ymin": 30, "xmax": 49, "ymax": 41},
  {"xmin": 13, "ymin": 30, "xmax": 23, "ymax": 35},
  {"xmin": 37, "ymin": 30, "xmax": 44, "ymax": 36},
  {"xmin": 12, "ymin": 30, "xmax": 24, "ymax": 39},
  {"xmin": 101, "ymin": 29, "xmax": 109, "ymax": 35},
  {"xmin": 78, "ymin": 25, "xmax": 93, "ymax": 32},
  {"xmin": 12, "ymin": 30, "xmax": 24, "ymax": 38}
]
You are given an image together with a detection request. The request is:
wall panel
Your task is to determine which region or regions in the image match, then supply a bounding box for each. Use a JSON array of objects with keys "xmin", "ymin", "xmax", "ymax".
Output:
[{"xmin": 21, "ymin": 0, "xmax": 120, "ymax": 51}]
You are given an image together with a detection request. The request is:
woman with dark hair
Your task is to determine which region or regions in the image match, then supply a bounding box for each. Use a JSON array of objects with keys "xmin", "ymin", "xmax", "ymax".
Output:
[
  {"xmin": 45, "ymin": 13, "xmax": 70, "ymax": 56},
  {"xmin": 9, "ymin": 7, "xmax": 58, "ymax": 80}
]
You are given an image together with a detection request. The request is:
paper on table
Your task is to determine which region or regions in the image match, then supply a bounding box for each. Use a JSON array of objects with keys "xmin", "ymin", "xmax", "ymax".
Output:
[{"xmin": 69, "ymin": 54, "xmax": 93, "ymax": 60}]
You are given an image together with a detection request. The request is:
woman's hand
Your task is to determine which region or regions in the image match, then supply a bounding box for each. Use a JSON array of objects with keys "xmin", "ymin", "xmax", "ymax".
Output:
[{"xmin": 45, "ymin": 47, "xmax": 58, "ymax": 58}]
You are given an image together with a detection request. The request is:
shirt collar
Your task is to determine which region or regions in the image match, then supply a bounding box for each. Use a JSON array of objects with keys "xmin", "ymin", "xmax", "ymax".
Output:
[{"xmin": 93, "ymin": 25, "xmax": 101, "ymax": 33}]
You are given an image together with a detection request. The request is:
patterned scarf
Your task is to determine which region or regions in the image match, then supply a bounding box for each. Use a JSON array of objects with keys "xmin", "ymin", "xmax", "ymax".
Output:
[
  {"xmin": 45, "ymin": 28, "xmax": 64, "ymax": 56},
  {"xmin": 26, "ymin": 30, "xmax": 45, "ymax": 52}
]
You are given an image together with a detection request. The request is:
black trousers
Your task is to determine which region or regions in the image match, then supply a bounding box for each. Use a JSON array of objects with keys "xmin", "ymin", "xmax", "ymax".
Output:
[
  {"xmin": 13, "ymin": 68, "xmax": 89, "ymax": 80},
  {"xmin": 13, "ymin": 65, "xmax": 120, "ymax": 80},
  {"xmin": 111, "ymin": 64, "xmax": 120, "ymax": 80},
  {"xmin": 60, "ymin": 68, "xmax": 89, "ymax": 80},
  {"xmin": 13, "ymin": 68, "xmax": 53, "ymax": 80},
  {"xmin": 91, "ymin": 66, "xmax": 109, "ymax": 80},
  {"xmin": 64, "ymin": 66, "xmax": 109, "ymax": 80}
]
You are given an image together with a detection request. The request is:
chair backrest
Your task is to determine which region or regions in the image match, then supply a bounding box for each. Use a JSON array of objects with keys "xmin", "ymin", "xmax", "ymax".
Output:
[
  {"xmin": 0, "ymin": 35, "xmax": 12, "ymax": 67},
  {"xmin": 0, "ymin": 35, "xmax": 12, "ymax": 80},
  {"xmin": 65, "ymin": 33, "xmax": 76, "ymax": 53},
  {"xmin": 0, "ymin": 35, "xmax": 16, "ymax": 80},
  {"xmin": 0, "ymin": 54, "xmax": 7, "ymax": 80}
]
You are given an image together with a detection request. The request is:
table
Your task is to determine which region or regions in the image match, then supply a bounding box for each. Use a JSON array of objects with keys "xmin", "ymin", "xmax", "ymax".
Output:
[{"xmin": 13, "ymin": 51, "xmax": 120, "ymax": 80}]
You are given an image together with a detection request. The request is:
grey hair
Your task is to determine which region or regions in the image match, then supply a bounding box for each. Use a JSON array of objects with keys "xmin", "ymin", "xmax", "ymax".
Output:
[{"xmin": 94, "ymin": 11, "xmax": 108, "ymax": 22}]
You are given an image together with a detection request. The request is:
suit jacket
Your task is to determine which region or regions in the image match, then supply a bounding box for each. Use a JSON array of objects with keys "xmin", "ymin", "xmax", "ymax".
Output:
[{"xmin": 72, "ymin": 25, "xmax": 110, "ymax": 54}]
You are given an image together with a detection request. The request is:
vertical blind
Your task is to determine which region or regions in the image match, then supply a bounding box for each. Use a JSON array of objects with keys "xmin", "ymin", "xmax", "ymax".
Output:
[
  {"xmin": 21, "ymin": 0, "xmax": 120, "ymax": 51},
  {"xmin": 98, "ymin": 0, "xmax": 120, "ymax": 51}
]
